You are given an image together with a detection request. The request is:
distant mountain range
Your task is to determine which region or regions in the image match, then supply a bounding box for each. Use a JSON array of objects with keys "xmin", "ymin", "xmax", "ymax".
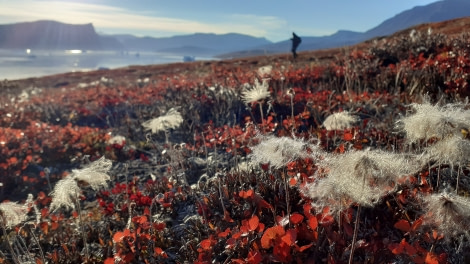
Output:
[
  {"xmin": 221, "ymin": 0, "xmax": 470, "ymax": 57},
  {"xmin": 0, "ymin": 20, "xmax": 271, "ymax": 56},
  {"xmin": 0, "ymin": 0, "xmax": 469, "ymax": 58},
  {"xmin": 110, "ymin": 33, "xmax": 271, "ymax": 55},
  {"xmin": 0, "ymin": 20, "xmax": 123, "ymax": 50}
]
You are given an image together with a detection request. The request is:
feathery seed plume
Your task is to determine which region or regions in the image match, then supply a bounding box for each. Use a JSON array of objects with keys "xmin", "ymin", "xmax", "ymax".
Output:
[
  {"xmin": 72, "ymin": 156, "xmax": 112, "ymax": 190},
  {"xmin": 323, "ymin": 111, "xmax": 358, "ymax": 130},
  {"xmin": 50, "ymin": 156, "xmax": 112, "ymax": 211},
  {"xmin": 49, "ymin": 176, "xmax": 81, "ymax": 212},
  {"xmin": 241, "ymin": 78, "xmax": 270, "ymax": 104},
  {"xmin": 0, "ymin": 201, "xmax": 29, "ymax": 228},
  {"xmin": 398, "ymin": 102, "xmax": 470, "ymax": 144},
  {"xmin": 142, "ymin": 108, "xmax": 183, "ymax": 133},
  {"xmin": 249, "ymin": 134, "xmax": 322, "ymax": 169},
  {"xmin": 257, "ymin": 65, "xmax": 273, "ymax": 78},
  {"xmin": 421, "ymin": 135, "xmax": 470, "ymax": 168},
  {"xmin": 303, "ymin": 149, "xmax": 420, "ymax": 215},
  {"xmin": 421, "ymin": 191, "xmax": 470, "ymax": 238}
]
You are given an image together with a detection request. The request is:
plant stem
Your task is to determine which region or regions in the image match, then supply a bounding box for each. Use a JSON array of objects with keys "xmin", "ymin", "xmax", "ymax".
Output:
[
  {"xmin": 0, "ymin": 216, "xmax": 20, "ymax": 264},
  {"xmin": 258, "ymin": 102, "xmax": 264, "ymax": 125},
  {"xmin": 75, "ymin": 198, "xmax": 89, "ymax": 261},
  {"xmin": 349, "ymin": 205, "xmax": 361, "ymax": 264}
]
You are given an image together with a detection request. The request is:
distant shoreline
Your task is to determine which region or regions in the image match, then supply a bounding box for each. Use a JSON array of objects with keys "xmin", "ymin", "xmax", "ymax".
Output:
[{"xmin": 0, "ymin": 50, "xmax": 216, "ymax": 80}]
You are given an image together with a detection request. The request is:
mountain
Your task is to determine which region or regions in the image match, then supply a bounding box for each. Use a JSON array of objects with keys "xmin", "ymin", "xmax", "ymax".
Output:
[
  {"xmin": 0, "ymin": 20, "xmax": 123, "ymax": 50},
  {"xmin": 220, "ymin": 0, "xmax": 470, "ymax": 58},
  {"xmin": 251, "ymin": 30, "xmax": 365, "ymax": 54},
  {"xmin": 363, "ymin": 0, "xmax": 470, "ymax": 39},
  {"xmin": 0, "ymin": 20, "xmax": 271, "ymax": 56},
  {"xmin": 113, "ymin": 33, "xmax": 272, "ymax": 55}
]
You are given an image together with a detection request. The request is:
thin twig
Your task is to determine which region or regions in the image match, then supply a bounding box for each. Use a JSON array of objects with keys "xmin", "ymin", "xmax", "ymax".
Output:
[{"xmin": 348, "ymin": 205, "xmax": 361, "ymax": 264}]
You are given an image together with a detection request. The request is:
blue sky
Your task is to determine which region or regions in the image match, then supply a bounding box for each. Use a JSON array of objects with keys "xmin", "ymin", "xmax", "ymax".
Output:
[{"xmin": 0, "ymin": 0, "xmax": 439, "ymax": 42}]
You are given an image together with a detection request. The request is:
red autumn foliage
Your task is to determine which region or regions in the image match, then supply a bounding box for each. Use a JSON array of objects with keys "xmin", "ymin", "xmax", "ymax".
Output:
[{"xmin": 2, "ymin": 20, "xmax": 470, "ymax": 263}]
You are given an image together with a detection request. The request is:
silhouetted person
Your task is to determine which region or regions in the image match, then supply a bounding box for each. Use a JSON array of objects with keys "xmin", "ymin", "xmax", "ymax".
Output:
[{"xmin": 291, "ymin": 32, "xmax": 301, "ymax": 59}]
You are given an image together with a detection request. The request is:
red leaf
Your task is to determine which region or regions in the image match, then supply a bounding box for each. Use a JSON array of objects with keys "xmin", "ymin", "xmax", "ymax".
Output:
[
  {"xmin": 303, "ymin": 203, "xmax": 313, "ymax": 218},
  {"xmin": 8, "ymin": 157, "xmax": 18, "ymax": 165},
  {"xmin": 290, "ymin": 213, "xmax": 304, "ymax": 225},
  {"xmin": 248, "ymin": 215, "xmax": 259, "ymax": 232},
  {"xmin": 154, "ymin": 247, "xmax": 167, "ymax": 258},
  {"xmin": 51, "ymin": 222, "xmax": 59, "ymax": 231},
  {"xmin": 240, "ymin": 189, "xmax": 254, "ymax": 199},
  {"xmin": 261, "ymin": 225, "xmax": 285, "ymax": 249},
  {"xmin": 218, "ymin": 228, "xmax": 231, "ymax": 238},
  {"xmin": 261, "ymin": 163, "xmax": 270, "ymax": 171},
  {"xmin": 113, "ymin": 229, "xmax": 131, "ymax": 243},
  {"xmin": 289, "ymin": 177, "xmax": 297, "ymax": 186},
  {"xmin": 224, "ymin": 210, "xmax": 234, "ymax": 222},
  {"xmin": 338, "ymin": 143, "xmax": 345, "ymax": 153},
  {"xmin": 404, "ymin": 241, "xmax": 417, "ymax": 256},
  {"xmin": 308, "ymin": 216, "xmax": 318, "ymax": 230},
  {"xmin": 411, "ymin": 217, "xmax": 423, "ymax": 231},
  {"xmin": 103, "ymin": 258, "xmax": 115, "ymax": 264},
  {"xmin": 394, "ymin": 219, "xmax": 411, "ymax": 232},
  {"xmin": 388, "ymin": 242, "xmax": 404, "ymax": 255},
  {"xmin": 343, "ymin": 132, "xmax": 353, "ymax": 141},
  {"xmin": 143, "ymin": 206, "xmax": 150, "ymax": 216},
  {"xmin": 40, "ymin": 222, "xmax": 49, "ymax": 235},
  {"xmin": 281, "ymin": 229, "xmax": 297, "ymax": 246},
  {"xmin": 200, "ymin": 238, "xmax": 213, "ymax": 250},
  {"xmin": 246, "ymin": 250, "xmax": 262, "ymax": 264},
  {"xmin": 273, "ymin": 241, "xmax": 292, "ymax": 262},
  {"xmin": 297, "ymin": 242, "xmax": 313, "ymax": 252}
]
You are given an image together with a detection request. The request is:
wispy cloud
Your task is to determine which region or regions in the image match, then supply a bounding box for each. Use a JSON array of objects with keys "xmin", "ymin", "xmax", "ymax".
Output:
[{"xmin": 0, "ymin": 1, "xmax": 285, "ymax": 40}]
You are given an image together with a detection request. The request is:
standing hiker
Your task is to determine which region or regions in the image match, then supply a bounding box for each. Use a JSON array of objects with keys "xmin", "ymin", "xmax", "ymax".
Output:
[{"xmin": 291, "ymin": 32, "xmax": 301, "ymax": 59}]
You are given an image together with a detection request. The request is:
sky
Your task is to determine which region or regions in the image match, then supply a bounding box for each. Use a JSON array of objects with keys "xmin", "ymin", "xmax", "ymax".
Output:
[{"xmin": 0, "ymin": 0, "xmax": 440, "ymax": 42}]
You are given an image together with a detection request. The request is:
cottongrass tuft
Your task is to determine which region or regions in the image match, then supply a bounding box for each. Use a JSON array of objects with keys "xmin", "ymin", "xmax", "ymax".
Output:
[
  {"xmin": 72, "ymin": 156, "xmax": 112, "ymax": 190},
  {"xmin": 142, "ymin": 107, "xmax": 183, "ymax": 133},
  {"xmin": 0, "ymin": 201, "xmax": 29, "ymax": 228},
  {"xmin": 49, "ymin": 176, "xmax": 81, "ymax": 212},
  {"xmin": 50, "ymin": 156, "xmax": 112, "ymax": 211},
  {"xmin": 397, "ymin": 101, "xmax": 470, "ymax": 144},
  {"xmin": 420, "ymin": 135, "xmax": 470, "ymax": 168},
  {"xmin": 303, "ymin": 149, "xmax": 420, "ymax": 216},
  {"xmin": 421, "ymin": 191, "xmax": 470, "ymax": 238},
  {"xmin": 323, "ymin": 111, "xmax": 358, "ymax": 130},
  {"xmin": 257, "ymin": 65, "xmax": 273, "ymax": 78},
  {"xmin": 241, "ymin": 78, "xmax": 270, "ymax": 104},
  {"xmin": 249, "ymin": 134, "xmax": 322, "ymax": 169},
  {"xmin": 107, "ymin": 135, "xmax": 126, "ymax": 145}
]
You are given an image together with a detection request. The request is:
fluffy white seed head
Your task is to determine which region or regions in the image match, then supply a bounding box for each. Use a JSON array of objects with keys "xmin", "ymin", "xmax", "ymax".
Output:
[
  {"xmin": 49, "ymin": 176, "xmax": 81, "ymax": 212},
  {"xmin": 50, "ymin": 157, "xmax": 112, "ymax": 212},
  {"xmin": 107, "ymin": 135, "xmax": 126, "ymax": 145},
  {"xmin": 421, "ymin": 191, "xmax": 470, "ymax": 238},
  {"xmin": 398, "ymin": 102, "xmax": 470, "ymax": 144},
  {"xmin": 323, "ymin": 111, "xmax": 358, "ymax": 130},
  {"xmin": 0, "ymin": 201, "xmax": 29, "ymax": 228},
  {"xmin": 249, "ymin": 134, "xmax": 322, "ymax": 169},
  {"xmin": 241, "ymin": 78, "xmax": 270, "ymax": 104},
  {"xmin": 421, "ymin": 135, "xmax": 470, "ymax": 167},
  {"xmin": 257, "ymin": 65, "xmax": 273, "ymax": 78},
  {"xmin": 303, "ymin": 149, "xmax": 420, "ymax": 215},
  {"xmin": 72, "ymin": 156, "xmax": 112, "ymax": 190},
  {"xmin": 142, "ymin": 108, "xmax": 183, "ymax": 133}
]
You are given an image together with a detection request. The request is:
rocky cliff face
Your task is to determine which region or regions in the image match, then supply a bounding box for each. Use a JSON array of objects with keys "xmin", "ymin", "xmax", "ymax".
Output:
[{"xmin": 0, "ymin": 20, "xmax": 122, "ymax": 50}]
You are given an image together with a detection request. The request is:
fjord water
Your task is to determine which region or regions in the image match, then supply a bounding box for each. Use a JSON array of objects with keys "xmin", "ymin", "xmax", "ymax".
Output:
[{"xmin": 0, "ymin": 49, "xmax": 206, "ymax": 80}]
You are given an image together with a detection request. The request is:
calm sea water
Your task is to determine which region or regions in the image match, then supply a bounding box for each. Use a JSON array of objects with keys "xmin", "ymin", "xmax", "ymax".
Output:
[{"xmin": 0, "ymin": 49, "xmax": 211, "ymax": 80}]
